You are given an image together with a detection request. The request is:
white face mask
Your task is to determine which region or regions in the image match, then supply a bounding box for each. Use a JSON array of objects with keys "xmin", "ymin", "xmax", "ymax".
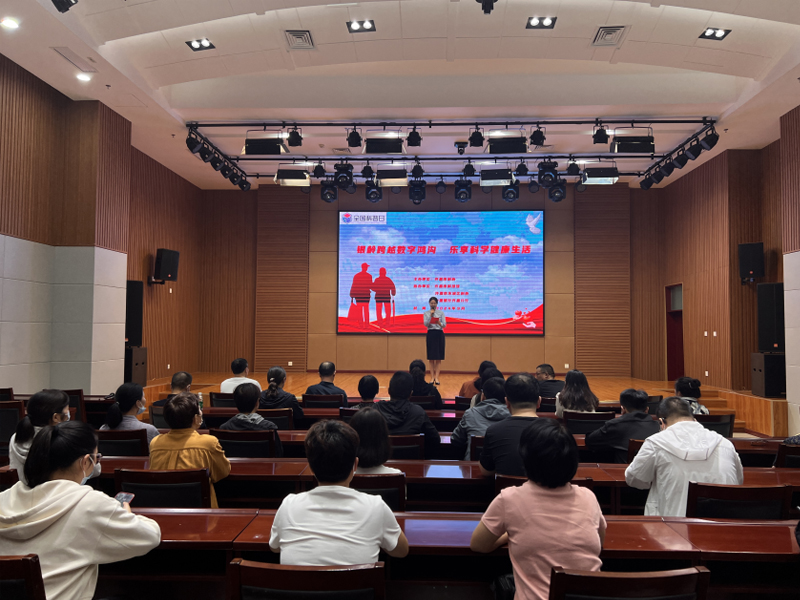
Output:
[
  {"xmin": 81, "ymin": 457, "xmax": 101, "ymax": 485},
  {"xmin": 137, "ymin": 401, "xmax": 146, "ymax": 416}
]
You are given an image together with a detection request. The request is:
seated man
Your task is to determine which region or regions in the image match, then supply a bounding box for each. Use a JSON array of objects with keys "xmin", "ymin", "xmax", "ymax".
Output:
[
  {"xmin": 374, "ymin": 371, "xmax": 441, "ymax": 457},
  {"xmin": 153, "ymin": 371, "xmax": 192, "ymax": 407},
  {"xmin": 269, "ymin": 420, "xmax": 409, "ymax": 565},
  {"xmin": 450, "ymin": 377, "xmax": 510, "ymax": 460},
  {"xmin": 220, "ymin": 358, "xmax": 261, "ymax": 394},
  {"xmin": 585, "ymin": 388, "xmax": 660, "ymax": 463},
  {"xmin": 219, "ymin": 383, "xmax": 283, "ymax": 457},
  {"xmin": 534, "ymin": 363, "xmax": 564, "ymax": 399},
  {"xmin": 149, "ymin": 393, "xmax": 231, "ymax": 508},
  {"xmin": 625, "ymin": 396, "xmax": 743, "ymax": 517},
  {"xmin": 480, "ymin": 373, "xmax": 539, "ymax": 476},
  {"xmin": 304, "ymin": 361, "xmax": 347, "ymax": 404}
]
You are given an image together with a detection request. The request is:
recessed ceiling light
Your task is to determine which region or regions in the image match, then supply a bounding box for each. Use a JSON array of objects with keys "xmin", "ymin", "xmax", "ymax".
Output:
[
  {"xmin": 76, "ymin": 73, "xmax": 91, "ymax": 81},
  {"xmin": 191, "ymin": 40, "xmax": 200, "ymax": 49},
  {"xmin": 1, "ymin": 18, "xmax": 19, "ymax": 29},
  {"xmin": 347, "ymin": 21, "xmax": 376, "ymax": 33},
  {"xmin": 362, "ymin": 20, "xmax": 373, "ymax": 29},
  {"xmin": 526, "ymin": 16, "xmax": 557, "ymax": 30},
  {"xmin": 200, "ymin": 38, "xmax": 210, "ymax": 47},
  {"xmin": 350, "ymin": 21, "xmax": 360, "ymax": 30},
  {"xmin": 530, "ymin": 17, "xmax": 539, "ymax": 26},
  {"xmin": 185, "ymin": 39, "xmax": 215, "ymax": 51},
  {"xmin": 699, "ymin": 27, "xmax": 730, "ymax": 40}
]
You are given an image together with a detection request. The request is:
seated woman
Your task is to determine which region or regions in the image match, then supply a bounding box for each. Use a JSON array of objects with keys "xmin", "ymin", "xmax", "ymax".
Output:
[
  {"xmin": 100, "ymin": 382, "xmax": 159, "ymax": 446},
  {"xmin": 219, "ymin": 383, "xmax": 283, "ymax": 457},
  {"xmin": 350, "ymin": 408, "xmax": 402, "ymax": 475},
  {"xmin": 409, "ymin": 359, "xmax": 443, "ymax": 409},
  {"xmin": 259, "ymin": 366, "xmax": 304, "ymax": 419},
  {"xmin": 471, "ymin": 419, "xmax": 606, "ymax": 600},
  {"xmin": 674, "ymin": 376, "xmax": 709, "ymax": 415},
  {"xmin": 0, "ymin": 421, "xmax": 161, "ymax": 600},
  {"xmin": 357, "ymin": 374, "xmax": 380, "ymax": 407},
  {"xmin": 149, "ymin": 393, "xmax": 231, "ymax": 508},
  {"xmin": 555, "ymin": 370, "xmax": 599, "ymax": 418},
  {"xmin": 469, "ymin": 367, "xmax": 505, "ymax": 408},
  {"xmin": 458, "ymin": 360, "xmax": 496, "ymax": 400}
]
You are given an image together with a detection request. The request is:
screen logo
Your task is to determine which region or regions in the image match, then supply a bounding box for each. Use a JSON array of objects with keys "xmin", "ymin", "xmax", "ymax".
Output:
[{"xmin": 340, "ymin": 212, "xmax": 387, "ymax": 224}]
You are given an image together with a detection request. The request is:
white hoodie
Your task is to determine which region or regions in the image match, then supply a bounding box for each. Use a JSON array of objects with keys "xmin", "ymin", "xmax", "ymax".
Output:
[
  {"xmin": 625, "ymin": 420, "xmax": 744, "ymax": 517},
  {"xmin": 0, "ymin": 480, "xmax": 161, "ymax": 600},
  {"xmin": 9, "ymin": 430, "xmax": 101, "ymax": 486}
]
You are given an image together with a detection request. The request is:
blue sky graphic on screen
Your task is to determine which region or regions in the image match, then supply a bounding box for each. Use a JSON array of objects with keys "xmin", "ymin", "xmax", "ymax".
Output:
[{"xmin": 338, "ymin": 211, "xmax": 544, "ymax": 335}]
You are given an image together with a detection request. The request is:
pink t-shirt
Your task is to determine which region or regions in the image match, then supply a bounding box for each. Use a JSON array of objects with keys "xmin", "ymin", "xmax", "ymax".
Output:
[{"xmin": 482, "ymin": 481, "xmax": 606, "ymax": 600}]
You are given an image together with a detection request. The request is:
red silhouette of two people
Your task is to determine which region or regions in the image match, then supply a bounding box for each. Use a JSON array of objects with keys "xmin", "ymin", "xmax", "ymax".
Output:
[{"xmin": 349, "ymin": 263, "xmax": 396, "ymax": 325}]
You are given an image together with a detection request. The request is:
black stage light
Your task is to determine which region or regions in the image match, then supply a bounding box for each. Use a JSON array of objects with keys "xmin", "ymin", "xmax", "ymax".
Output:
[
  {"xmin": 301, "ymin": 186, "xmax": 311, "ymax": 194},
  {"xmin": 463, "ymin": 162, "xmax": 476, "ymax": 177},
  {"xmin": 220, "ymin": 164, "xmax": 234, "ymax": 178},
  {"xmin": 537, "ymin": 160, "xmax": 559, "ymax": 188},
  {"xmin": 528, "ymin": 179, "xmax": 540, "ymax": 194},
  {"xmin": 313, "ymin": 163, "xmax": 326, "ymax": 178},
  {"xmin": 548, "ymin": 180, "xmax": 566, "ymax": 202},
  {"xmin": 334, "ymin": 163, "xmax": 354, "ymax": 189},
  {"xmin": 661, "ymin": 161, "xmax": 675, "ymax": 177},
  {"xmin": 347, "ymin": 127, "xmax": 362, "ymax": 148},
  {"xmin": 477, "ymin": 0, "xmax": 498, "ymax": 14},
  {"xmin": 365, "ymin": 179, "xmax": 382, "ymax": 203},
  {"xmin": 651, "ymin": 167, "xmax": 665, "ymax": 184},
  {"xmin": 502, "ymin": 181, "xmax": 519, "ymax": 202},
  {"xmin": 287, "ymin": 127, "xmax": 303, "ymax": 147},
  {"xmin": 239, "ymin": 180, "xmax": 251, "ymax": 192},
  {"xmin": 455, "ymin": 141, "xmax": 468, "ymax": 155},
  {"xmin": 469, "ymin": 126, "xmax": 484, "ymax": 147},
  {"xmin": 566, "ymin": 161, "xmax": 581, "ymax": 176},
  {"xmin": 685, "ymin": 140, "xmax": 704, "ymax": 160},
  {"xmin": 52, "ymin": 0, "xmax": 78, "ymax": 13},
  {"xmin": 435, "ymin": 179, "xmax": 446, "ymax": 194},
  {"xmin": 575, "ymin": 182, "xmax": 587, "ymax": 193},
  {"xmin": 186, "ymin": 134, "xmax": 203, "ymax": 154},
  {"xmin": 640, "ymin": 174, "xmax": 654, "ymax": 191},
  {"xmin": 407, "ymin": 127, "xmax": 422, "ymax": 147},
  {"xmin": 482, "ymin": 186, "xmax": 492, "ymax": 194},
  {"xmin": 700, "ymin": 129, "xmax": 719, "ymax": 151},
  {"xmin": 454, "ymin": 179, "xmax": 472, "ymax": 202},
  {"xmin": 321, "ymin": 180, "xmax": 338, "ymax": 203},
  {"xmin": 611, "ymin": 135, "xmax": 655, "ymax": 154},
  {"xmin": 593, "ymin": 126, "xmax": 609, "ymax": 145},
  {"xmin": 411, "ymin": 162, "xmax": 425, "ymax": 179},
  {"xmin": 361, "ymin": 165, "xmax": 374, "ymax": 180},
  {"xmin": 671, "ymin": 151, "xmax": 689, "ymax": 170},
  {"xmin": 409, "ymin": 180, "xmax": 426, "ymax": 205},
  {"xmin": 515, "ymin": 162, "xmax": 529, "ymax": 176},
  {"xmin": 210, "ymin": 155, "xmax": 224, "ymax": 171},
  {"xmin": 199, "ymin": 146, "xmax": 213, "ymax": 162},
  {"xmin": 229, "ymin": 171, "xmax": 243, "ymax": 186},
  {"xmin": 530, "ymin": 127, "xmax": 546, "ymax": 147},
  {"xmin": 488, "ymin": 137, "xmax": 527, "ymax": 154},
  {"xmin": 345, "ymin": 183, "xmax": 357, "ymax": 194}
]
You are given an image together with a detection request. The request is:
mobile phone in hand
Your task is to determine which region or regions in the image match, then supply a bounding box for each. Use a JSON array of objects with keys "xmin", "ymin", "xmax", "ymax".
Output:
[{"xmin": 115, "ymin": 492, "xmax": 135, "ymax": 506}]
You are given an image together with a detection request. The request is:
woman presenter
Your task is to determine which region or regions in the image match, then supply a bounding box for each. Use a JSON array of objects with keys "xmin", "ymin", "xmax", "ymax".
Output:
[{"xmin": 424, "ymin": 296, "xmax": 446, "ymax": 385}]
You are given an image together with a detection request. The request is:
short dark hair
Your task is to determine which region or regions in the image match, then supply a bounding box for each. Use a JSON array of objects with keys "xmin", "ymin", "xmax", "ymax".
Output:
[
  {"xmin": 25, "ymin": 421, "xmax": 97, "ymax": 488},
  {"xmin": 231, "ymin": 359, "xmax": 248, "ymax": 375},
  {"xmin": 171, "ymin": 371, "xmax": 192, "ymax": 391},
  {"xmin": 619, "ymin": 388, "xmax": 649, "ymax": 412},
  {"xmin": 15, "ymin": 390, "xmax": 69, "ymax": 446},
  {"xmin": 349, "ymin": 408, "xmax": 391, "ymax": 468},
  {"xmin": 657, "ymin": 396, "xmax": 694, "ymax": 421},
  {"xmin": 520, "ymin": 419, "xmax": 578, "ymax": 488},
  {"xmin": 164, "ymin": 392, "xmax": 200, "ymax": 429},
  {"xmin": 476, "ymin": 367, "xmax": 504, "ymax": 391},
  {"xmin": 429, "ymin": 296, "xmax": 438, "ymax": 304},
  {"xmin": 482, "ymin": 377, "xmax": 506, "ymax": 402},
  {"xmin": 388, "ymin": 371, "xmax": 413, "ymax": 400},
  {"xmin": 675, "ymin": 377, "xmax": 701, "ymax": 399},
  {"xmin": 319, "ymin": 362, "xmax": 336, "ymax": 377},
  {"xmin": 233, "ymin": 383, "xmax": 261, "ymax": 413},
  {"xmin": 357, "ymin": 375, "xmax": 379, "ymax": 401},
  {"xmin": 536, "ymin": 364, "xmax": 555, "ymax": 377},
  {"xmin": 504, "ymin": 373, "xmax": 540, "ymax": 407},
  {"xmin": 409, "ymin": 359, "xmax": 426, "ymax": 373},
  {"xmin": 305, "ymin": 420, "xmax": 359, "ymax": 483},
  {"xmin": 478, "ymin": 361, "xmax": 497, "ymax": 376}
]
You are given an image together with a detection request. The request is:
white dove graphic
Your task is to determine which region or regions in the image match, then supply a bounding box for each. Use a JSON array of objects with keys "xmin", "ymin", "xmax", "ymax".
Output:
[{"xmin": 526, "ymin": 213, "xmax": 542, "ymax": 234}]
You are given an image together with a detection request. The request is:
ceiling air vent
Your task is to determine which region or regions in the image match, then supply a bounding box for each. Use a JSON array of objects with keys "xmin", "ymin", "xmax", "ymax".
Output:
[
  {"xmin": 51, "ymin": 47, "xmax": 97, "ymax": 73},
  {"xmin": 331, "ymin": 148, "xmax": 352, "ymax": 155},
  {"xmin": 285, "ymin": 30, "xmax": 315, "ymax": 50},
  {"xmin": 592, "ymin": 26, "xmax": 627, "ymax": 47}
]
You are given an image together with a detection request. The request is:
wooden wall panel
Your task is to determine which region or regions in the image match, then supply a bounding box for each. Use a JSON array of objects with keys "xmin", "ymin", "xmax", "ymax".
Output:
[
  {"xmin": 255, "ymin": 188, "xmax": 310, "ymax": 372},
  {"xmin": 760, "ymin": 140, "xmax": 783, "ymax": 281},
  {"xmin": 574, "ymin": 184, "xmax": 631, "ymax": 376},
  {"xmin": 780, "ymin": 106, "xmax": 800, "ymax": 254},
  {"xmin": 95, "ymin": 103, "xmax": 131, "ymax": 253}
]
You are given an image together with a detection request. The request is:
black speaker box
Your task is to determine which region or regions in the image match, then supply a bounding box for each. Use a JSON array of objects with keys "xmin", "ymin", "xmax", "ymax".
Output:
[
  {"xmin": 125, "ymin": 346, "xmax": 148, "ymax": 387},
  {"xmin": 751, "ymin": 352, "xmax": 785, "ymax": 398},
  {"xmin": 125, "ymin": 280, "xmax": 143, "ymax": 347},
  {"xmin": 154, "ymin": 249, "xmax": 180, "ymax": 282},
  {"xmin": 738, "ymin": 242, "xmax": 765, "ymax": 279},
  {"xmin": 757, "ymin": 283, "xmax": 784, "ymax": 353}
]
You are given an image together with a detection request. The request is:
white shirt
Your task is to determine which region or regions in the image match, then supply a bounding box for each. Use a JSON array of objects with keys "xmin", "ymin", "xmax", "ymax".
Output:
[
  {"xmin": 269, "ymin": 486, "xmax": 402, "ymax": 565},
  {"xmin": 220, "ymin": 376, "xmax": 262, "ymax": 394},
  {"xmin": 625, "ymin": 420, "xmax": 744, "ymax": 517}
]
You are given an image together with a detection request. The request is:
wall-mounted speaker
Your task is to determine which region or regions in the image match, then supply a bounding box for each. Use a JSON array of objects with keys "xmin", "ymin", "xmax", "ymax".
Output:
[
  {"xmin": 757, "ymin": 282, "xmax": 784, "ymax": 353},
  {"xmin": 125, "ymin": 280, "xmax": 143, "ymax": 347},
  {"xmin": 154, "ymin": 249, "xmax": 180, "ymax": 282},
  {"xmin": 738, "ymin": 242, "xmax": 765, "ymax": 280}
]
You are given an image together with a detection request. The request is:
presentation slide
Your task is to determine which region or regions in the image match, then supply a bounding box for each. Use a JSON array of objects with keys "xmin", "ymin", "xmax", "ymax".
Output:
[{"xmin": 337, "ymin": 211, "xmax": 544, "ymax": 335}]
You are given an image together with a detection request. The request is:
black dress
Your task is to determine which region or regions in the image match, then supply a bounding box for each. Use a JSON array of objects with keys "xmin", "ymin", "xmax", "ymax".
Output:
[{"xmin": 426, "ymin": 329, "xmax": 445, "ymax": 360}]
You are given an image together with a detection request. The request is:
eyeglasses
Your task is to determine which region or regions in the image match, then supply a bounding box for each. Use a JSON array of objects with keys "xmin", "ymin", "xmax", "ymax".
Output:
[
  {"xmin": 60, "ymin": 411, "xmax": 71, "ymax": 422},
  {"xmin": 90, "ymin": 453, "xmax": 103, "ymax": 464}
]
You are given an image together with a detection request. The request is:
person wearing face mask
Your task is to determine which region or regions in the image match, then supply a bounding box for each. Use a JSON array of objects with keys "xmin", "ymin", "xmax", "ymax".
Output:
[
  {"xmin": 0, "ymin": 421, "xmax": 161, "ymax": 600},
  {"xmin": 100, "ymin": 382, "xmax": 159, "ymax": 446}
]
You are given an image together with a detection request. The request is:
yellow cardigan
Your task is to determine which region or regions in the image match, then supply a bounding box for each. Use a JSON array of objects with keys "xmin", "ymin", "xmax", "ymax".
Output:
[{"xmin": 149, "ymin": 429, "xmax": 231, "ymax": 508}]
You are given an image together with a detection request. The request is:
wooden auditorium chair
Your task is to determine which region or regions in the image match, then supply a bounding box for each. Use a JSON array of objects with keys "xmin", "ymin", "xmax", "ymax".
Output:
[
  {"xmin": 0, "ymin": 388, "xmax": 15, "ymax": 402},
  {"xmin": 388, "ymin": 434, "xmax": 425, "ymax": 459},
  {"xmin": 114, "ymin": 468, "xmax": 212, "ymax": 508},
  {"xmin": 351, "ymin": 474, "xmax": 406, "ymax": 511},
  {"xmin": 149, "ymin": 405, "xmax": 169, "ymax": 429},
  {"xmin": 562, "ymin": 411, "xmax": 615, "ymax": 435},
  {"xmin": 408, "ymin": 396, "xmax": 438, "ymax": 410},
  {"xmin": 694, "ymin": 413, "xmax": 734, "ymax": 438},
  {"xmin": 0, "ymin": 554, "xmax": 47, "ymax": 600},
  {"xmin": 339, "ymin": 407, "xmax": 359, "ymax": 422},
  {"xmin": 539, "ymin": 397, "xmax": 557, "ymax": 413},
  {"xmin": 627, "ymin": 439, "xmax": 645, "ymax": 463},
  {"xmin": 454, "ymin": 396, "xmax": 472, "ymax": 411},
  {"xmin": 0, "ymin": 400, "xmax": 25, "ymax": 459},
  {"xmin": 775, "ymin": 443, "xmax": 800, "ymax": 468},
  {"xmin": 209, "ymin": 429, "xmax": 277, "ymax": 458},
  {"xmin": 686, "ymin": 482, "xmax": 792, "ymax": 520},
  {"xmin": 96, "ymin": 429, "xmax": 149, "ymax": 457},
  {"xmin": 469, "ymin": 435, "xmax": 484, "ymax": 461},
  {"xmin": 256, "ymin": 408, "xmax": 294, "ymax": 430},
  {"xmin": 209, "ymin": 392, "xmax": 236, "ymax": 408},
  {"xmin": 302, "ymin": 394, "xmax": 345, "ymax": 408},
  {"xmin": 548, "ymin": 566, "xmax": 710, "ymax": 600},
  {"xmin": 80, "ymin": 397, "xmax": 118, "ymax": 429},
  {"xmin": 62, "ymin": 389, "xmax": 85, "ymax": 422},
  {"xmin": 495, "ymin": 474, "xmax": 593, "ymax": 496},
  {"xmin": 646, "ymin": 395, "xmax": 663, "ymax": 415}
]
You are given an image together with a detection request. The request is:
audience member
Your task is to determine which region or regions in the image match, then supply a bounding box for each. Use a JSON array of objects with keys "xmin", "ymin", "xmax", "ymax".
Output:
[
  {"xmin": 458, "ymin": 360, "xmax": 496, "ymax": 400},
  {"xmin": 100, "ymin": 382, "xmax": 159, "ymax": 446},
  {"xmin": 409, "ymin": 359, "xmax": 443, "ymax": 409},
  {"xmin": 305, "ymin": 361, "xmax": 348, "ymax": 404},
  {"xmin": 269, "ymin": 420, "xmax": 409, "ymax": 564},
  {"xmin": 350, "ymin": 408, "xmax": 402, "ymax": 474},
  {"xmin": 357, "ymin": 374, "xmax": 380, "ymax": 407},
  {"xmin": 220, "ymin": 358, "xmax": 261, "ymax": 394},
  {"xmin": 471, "ymin": 419, "xmax": 605, "ymax": 600},
  {"xmin": 555, "ymin": 370, "xmax": 599, "ymax": 418},
  {"xmin": 374, "ymin": 371, "xmax": 441, "ymax": 457},
  {"xmin": 260, "ymin": 366, "xmax": 304, "ymax": 419},
  {"xmin": 153, "ymin": 371, "xmax": 193, "ymax": 407},
  {"xmin": 451, "ymin": 377, "xmax": 510, "ymax": 460},
  {"xmin": 149, "ymin": 393, "xmax": 231, "ymax": 508},
  {"xmin": 625, "ymin": 396, "xmax": 743, "ymax": 516},
  {"xmin": 480, "ymin": 373, "xmax": 540, "ymax": 476},
  {"xmin": 470, "ymin": 367, "xmax": 505, "ymax": 408},
  {"xmin": 9, "ymin": 389, "xmax": 71, "ymax": 485},
  {"xmin": 674, "ymin": 376, "xmax": 709, "ymax": 415},
  {"xmin": 534, "ymin": 363, "xmax": 564, "ymax": 399},
  {"xmin": 219, "ymin": 383, "xmax": 283, "ymax": 457},
  {"xmin": 0, "ymin": 421, "xmax": 161, "ymax": 600},
  {"xmin": 585, "ymin": 388, "xmax": 660, "ymax": 463}
]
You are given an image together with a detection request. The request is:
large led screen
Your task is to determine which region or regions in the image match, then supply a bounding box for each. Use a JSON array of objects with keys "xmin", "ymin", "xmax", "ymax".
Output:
[{"xmin": 337, "ymin": 211, "xmax": 544, "ymax": 335}]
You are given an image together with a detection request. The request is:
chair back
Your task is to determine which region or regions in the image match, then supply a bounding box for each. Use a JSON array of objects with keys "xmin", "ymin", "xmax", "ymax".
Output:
[
  {"xmin": 539, "ymin": 397, "xmax": 557, "ymax": 413},
  {"xmin": 647, "ymin": 395, "xmax": 663, "ymax": 416},
  {"xmin": 114, "ymin": 468, "xmax": 211, "ymax": 508},
  {"xmin": 340, "ymin": 407, "xmax": 359, "ymax": 423},
  {"xmin": 0, "ymin": 554, "xmax": 47, "ymax": 600},
  {"xmin": 256, "ymin": 408, "xmax": 293, "ymax": 430},
  {"xmin": 775, "ymin": 443, "xmax": 800, "ymax": 468},
  {"xmin": 408, "ymin": 396, "xmax": 437, "ymax": 410},
  {"xmin": 209, "ymin": 428, "xmax": 277, "ymax": 458},
  {"xmin": 694, "ymin": 413, "xmax": 734, "ymax": 438},
  {"xmin": 62, "ymin": 389, "xmax": 85, "ymax": 422},
  {"xmin": 495, "ymin": 474, "xmax": 593, "ymax": 496},
  {"xmin": 469, "ymin": 435, "xmax": 485, "ymax": 461},
  {"xmin": 454, "ymin": 396, "xmax": 472, "ymax": 411},
  {"xmin": 228, "ymin": 559, "xmax": 385, "ymax": 600},
  {"xmin": 548, "ymin": 566, "xmax": 710, "ymax": 600},
  {"xmin": 389, "ymin": 434, "xmax": 425, "ymax": 459},
  {"xmin": 149, "ymin": 405, "xmax": 169, "ymax": 429},
  {"xmin": 562, "ymin": 411, "xmax": 615, "ymax": 434},
  {"xmin": 209, "ymin": 392, "xmax": 236, "ymax": 408},
  {"xmin": 302, "ymin": 394, "xmax": 345, "ymax": 408},
  {"xmin": 686, "ymin": 482, "xmax": 792, "ymax": 520},
  {"xmin": 0, "ymin": 388, "xmax": 14, "ymax": 403},
  {"xmin": 96, "ymin": 429, "xmax": 149, "ymax": 456},
  {"xmin": 81, "ymin": 398, "xmax": 118, "ymax": 429},
  {"xmin": 351, "ymin": 474, "xmax": 406, "ymax": 511},
  {"xmin": 0, "ymin": 401, "xmax": 25, "ymax": 452},
  {"xmin": 627, "ymin": 439, "xmax": 646, "ymax": 464},
  {"xmin": 0, "ymin": 468, "xmax": 19, "ymax": 492}
]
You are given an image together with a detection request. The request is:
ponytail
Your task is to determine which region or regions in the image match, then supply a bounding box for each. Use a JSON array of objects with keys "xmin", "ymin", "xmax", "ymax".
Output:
[
  {"xmin": 25, "ymin": 421, "xmax": 97, "ymax": 488},
  {"xmin": 675, "ymin": 377, "xmax": 702, "ymax": 399},
  {"xmin": 15, "ymin": 390, "xmax": 69, "ymax": 445},
  {"xmin": 265, "ymin": 366, "xmax": 286, "ymax": 399},
  {"xmin": 104, "ymin": 383, "xmax": 144, "ymax": 428}
]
